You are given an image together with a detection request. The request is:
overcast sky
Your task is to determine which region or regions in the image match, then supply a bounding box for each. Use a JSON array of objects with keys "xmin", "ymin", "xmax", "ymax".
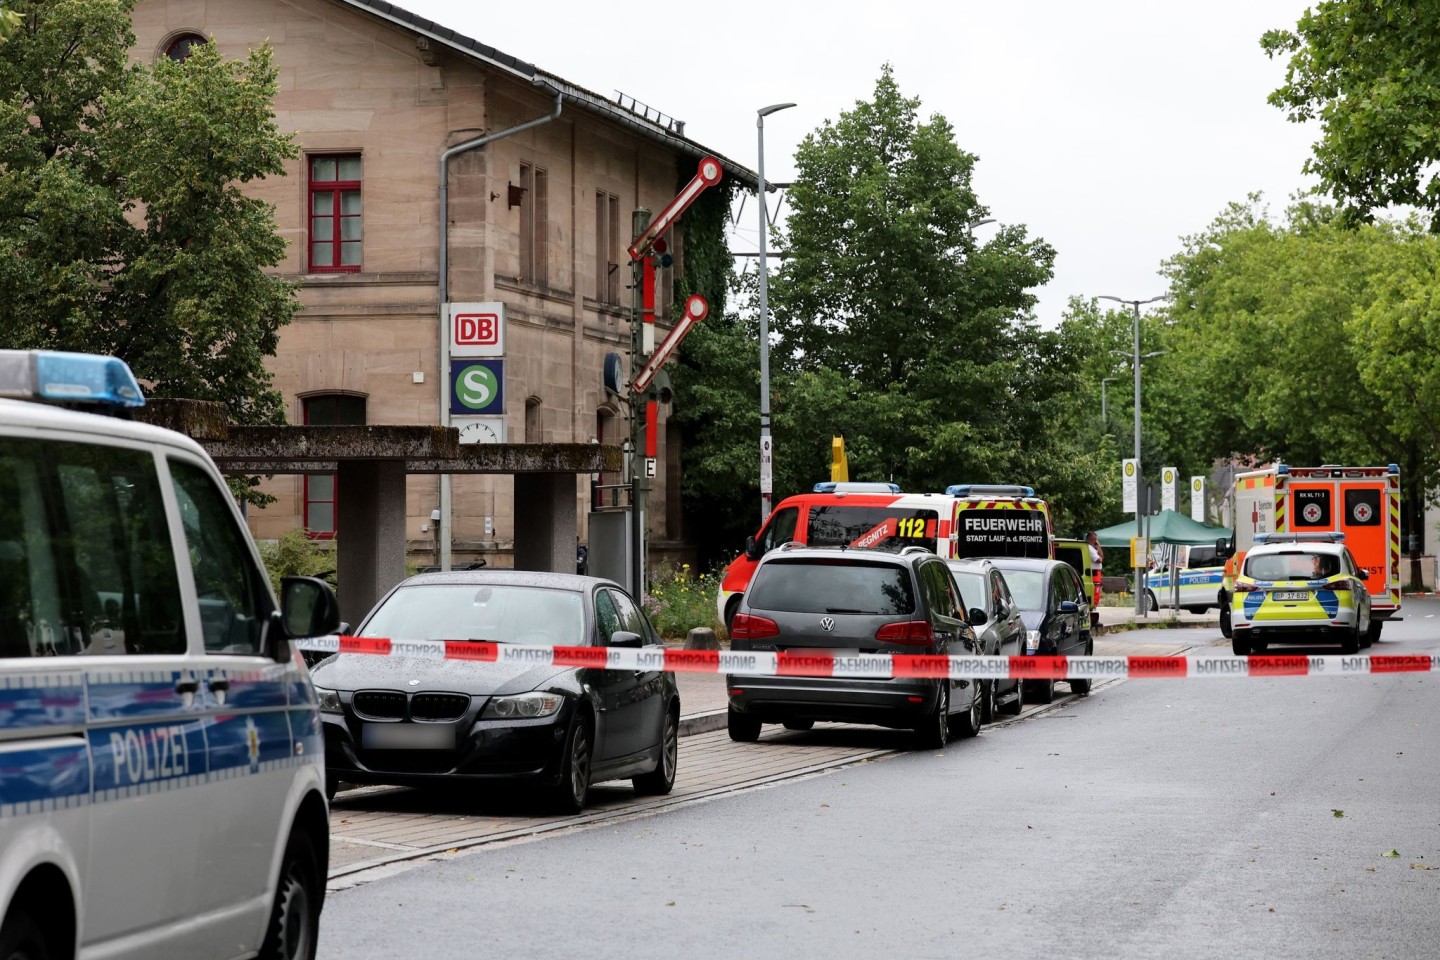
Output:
[{"xmin": 405, "ymin": 0, "xmax": 1319, "ymax": 326}]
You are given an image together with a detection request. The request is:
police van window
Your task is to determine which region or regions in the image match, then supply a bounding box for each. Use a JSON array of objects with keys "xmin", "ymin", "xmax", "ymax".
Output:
[
  {"xmin": 169, "ymin": 459, "xmax": 273, "ymax": 655},
  {"xmin": 0, "ymin": 438, "xmax": 185, "ymax": 658}
]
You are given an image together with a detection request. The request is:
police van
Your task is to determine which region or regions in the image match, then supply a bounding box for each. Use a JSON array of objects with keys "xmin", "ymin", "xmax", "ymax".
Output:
[
  {"xmin": 1143, "ymin": 543, "xmax": 1227, "ymax": 613},
  {"xmin": 0, "ymin": 351, "xmax": 340, "ymax": 959}
]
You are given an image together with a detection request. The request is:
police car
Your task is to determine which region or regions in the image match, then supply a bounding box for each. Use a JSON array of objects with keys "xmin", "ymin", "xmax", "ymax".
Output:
[
  {"xmin": 0, "ymin": 351, "xmax": 339, "ymax": 959},
  {"xmin": 1229, "ymin": 534, "xmax": 1371, "ymax": 657}
]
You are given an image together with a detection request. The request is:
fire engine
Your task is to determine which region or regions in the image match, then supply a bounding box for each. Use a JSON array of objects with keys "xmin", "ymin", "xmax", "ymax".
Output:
[{"xmin": 1218, "ymin": 464, "xmax": 1401, "ymax": 642}]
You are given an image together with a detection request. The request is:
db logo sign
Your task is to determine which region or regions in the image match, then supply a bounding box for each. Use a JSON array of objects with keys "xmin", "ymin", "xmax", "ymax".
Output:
[
  {"xmin": 456, "ymin": 313, "xmax": 499, "ymax": 346},
  {"xmin": 449, "ymin": 302, "xmax": 505, "ymax": 356}
]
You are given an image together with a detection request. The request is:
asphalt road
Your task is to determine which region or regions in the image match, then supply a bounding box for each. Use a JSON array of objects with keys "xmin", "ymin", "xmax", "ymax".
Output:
[{"xmin": 317, "ymin": 600, "xmax": 1440, "ymax": 960}]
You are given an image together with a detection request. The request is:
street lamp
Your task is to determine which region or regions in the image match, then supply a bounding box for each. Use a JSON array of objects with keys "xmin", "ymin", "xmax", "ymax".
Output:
[
  {"xmin": 1100, "ymin": 293, "xmax": 1168, "ymax": 615},
  {"xmin": 1100, "ymin": 377, "xmax": 1118, "ymax": 431},
  {"xmin": 757, "ymin": 101, "xmax": 796, "ymax": 525}
]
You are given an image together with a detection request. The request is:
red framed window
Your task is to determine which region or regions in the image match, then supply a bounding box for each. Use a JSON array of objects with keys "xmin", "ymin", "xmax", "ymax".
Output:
[
  {"xmin": 302, "ymin": 394, "xmax": 366, "ymax": 538},
  {"xmin": 309, "ymin": 155, "xmax": 362, "ymax": 272}
]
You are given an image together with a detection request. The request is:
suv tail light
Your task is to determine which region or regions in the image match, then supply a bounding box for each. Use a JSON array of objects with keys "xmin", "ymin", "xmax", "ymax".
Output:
[
  {"xmin": 1234, "ymin": 581, "xmax": 1258, "ymax": 593},
  {"xmin": 730, "ymin": 613, "xmax": 779, "ymax": 640},
  {"xmin": 874, "ymin": 620, "xmax": 934, "ymax": 645}
]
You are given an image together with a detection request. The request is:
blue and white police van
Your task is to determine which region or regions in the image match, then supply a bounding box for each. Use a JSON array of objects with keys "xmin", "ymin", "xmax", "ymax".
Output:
[
  {"xmin": 0, "ymin": 351, "xmax": 339, "ymax": 960},
  {"xmin": 1143, "ymin": 543, "xmax": 1226, "ymax": 614}
]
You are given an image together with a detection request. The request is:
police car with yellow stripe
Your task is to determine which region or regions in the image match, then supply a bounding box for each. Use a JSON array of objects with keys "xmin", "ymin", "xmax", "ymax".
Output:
[
  {"xmin": 0, "ymin": 352, "xmax": 340, "ymax": 959},
  {"xmin": 1229, "ymin": 533, "xmax": 1372, "ymax": 656}
]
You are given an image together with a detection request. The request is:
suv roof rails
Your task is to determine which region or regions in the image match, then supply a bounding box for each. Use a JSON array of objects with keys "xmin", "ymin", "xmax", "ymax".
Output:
[
  {"xmin": 0, "ymin": 350, "xmax": 145, "ymax": 413},
  {"xmin": 899, "ymin": 545, "xmax": 934, "ymax": 556},
  {"xmin": 775, "ymin": 541, "xmax": 808, "ymax": 552}
]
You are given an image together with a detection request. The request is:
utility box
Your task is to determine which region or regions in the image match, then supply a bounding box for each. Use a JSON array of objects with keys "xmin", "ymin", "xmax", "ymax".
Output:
[{"xmin": 588, "ymin": 509, "xmax": 632, "ymax": 589}]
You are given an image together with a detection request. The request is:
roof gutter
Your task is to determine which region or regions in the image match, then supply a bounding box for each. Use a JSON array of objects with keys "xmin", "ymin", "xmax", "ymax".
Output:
[{"xmin": 438, "ymin": 83, "xmax": 563, "ymax": 570}]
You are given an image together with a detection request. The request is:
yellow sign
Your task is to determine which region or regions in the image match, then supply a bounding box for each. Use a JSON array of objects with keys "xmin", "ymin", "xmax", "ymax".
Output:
[
  {"xmin": 1130, "ymin": 537, "xmax": 1149, "ymax": 568},
  {"xmin": 831, "ymin": 436, "xmax": 849, "ymax": 482}
]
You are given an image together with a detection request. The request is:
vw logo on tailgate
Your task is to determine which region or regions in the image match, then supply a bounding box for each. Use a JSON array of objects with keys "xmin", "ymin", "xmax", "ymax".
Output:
[{"xmin": 819, "ymin": 616, "xmax": 836, "ymax": 632}]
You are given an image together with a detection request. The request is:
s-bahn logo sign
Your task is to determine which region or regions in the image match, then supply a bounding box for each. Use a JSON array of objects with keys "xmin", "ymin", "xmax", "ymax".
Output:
[{"xmin": 450, "ymin": 360, "xmax": 504, "ymax": 415}]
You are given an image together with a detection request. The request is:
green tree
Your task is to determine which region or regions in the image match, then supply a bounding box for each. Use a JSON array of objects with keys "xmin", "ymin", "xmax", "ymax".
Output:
[
  {"xmin": 0, "ymin": 0, "xmax": 298, "ymax": 431},
  {"xmin": 1264, "ymin": 3, "xmax": 1440, "ymax": 223},
  {"xmin": 1149, "ymin": 197, "xmax": 1440, "ymax": 492}
]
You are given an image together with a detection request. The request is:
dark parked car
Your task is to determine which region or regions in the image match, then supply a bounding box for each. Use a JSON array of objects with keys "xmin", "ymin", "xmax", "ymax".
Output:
[
  {"xmin": 945, "ymin": 558, "xmax": 1027, "ymax": 720},
  {"xmin": 727, "ymin": 545, "xmax": 983, "ymax": 749},
  {"xmin": 987, "ymin": 557, "xmax": 1093, "ymax": 703},
  {"xmin": 310, "ymin": 570, "xmax": 680, "ymax": 812}
]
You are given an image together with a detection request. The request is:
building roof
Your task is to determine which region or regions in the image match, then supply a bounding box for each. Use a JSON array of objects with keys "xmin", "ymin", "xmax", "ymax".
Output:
[{"xmin": 336, "ymin": 0, "xmax": 758, "ymax": 189}]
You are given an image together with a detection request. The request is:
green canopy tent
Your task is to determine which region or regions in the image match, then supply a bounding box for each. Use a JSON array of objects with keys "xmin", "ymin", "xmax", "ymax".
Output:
[
  {"xmin": 1092, "ymin": 509, "xmax": 1232, "ymax": 549},
  {"xmin": 1092, "ymin": 510, "xmax": 1234, "ymax": 612}
]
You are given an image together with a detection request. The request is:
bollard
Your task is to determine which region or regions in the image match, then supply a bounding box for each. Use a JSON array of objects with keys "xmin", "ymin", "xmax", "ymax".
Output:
[{"xmin": 684, "ymin": 627, "xmax": 719, "ymax": 650}]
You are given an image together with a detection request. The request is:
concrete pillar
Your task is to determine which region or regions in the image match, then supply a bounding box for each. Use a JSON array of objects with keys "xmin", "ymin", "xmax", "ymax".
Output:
[
  {"xmin": 513, "ymin": 472, "xmax": 577, "ymax": 573},
  {"xmin": 336, "ymin": 460, "xmax": 409, "ymax": 627}
]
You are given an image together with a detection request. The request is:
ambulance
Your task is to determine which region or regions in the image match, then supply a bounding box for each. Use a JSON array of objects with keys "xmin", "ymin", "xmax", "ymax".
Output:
[
  {"xmin": 1217, "ymin": 463, "xmax": 1401, "ymax": 642},
  {"xmin": 716, "ymin": 482, "xmax": 1052, "ymax": 628}
]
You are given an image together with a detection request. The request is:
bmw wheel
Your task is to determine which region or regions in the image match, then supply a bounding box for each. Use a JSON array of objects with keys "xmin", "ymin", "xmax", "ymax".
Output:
[
  {"xmin": 551, "ymin": 712, "xmax": 593, "ymax": 813},
  {"xmin": 915, "ymin": 681, "xmax": 951, "ymax": 749},
  {"xmin": 633, "ymin": 706, "xmax": 678, "ymax": 796}
]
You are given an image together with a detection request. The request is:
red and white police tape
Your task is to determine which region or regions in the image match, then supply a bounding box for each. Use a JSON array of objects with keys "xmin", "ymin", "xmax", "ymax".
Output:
[{"xmin": 295, "ymin": 637, "xmax": 1440, "ymax": 680}]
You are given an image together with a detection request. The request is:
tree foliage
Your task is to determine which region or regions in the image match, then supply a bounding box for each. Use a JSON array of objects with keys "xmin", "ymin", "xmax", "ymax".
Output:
[
  {"xmin": 1138, "ymin": 196, "xmax": 1440, "ymax": 499},
  {"xmin": 0, "ymin": 0, "xmax": 298, "ymax": 431},
  {"xmin": 675, "ymin": 67, "xmax": 1116, "ymax": 562},
  {"xmin": 1264, "ymin": 2, "xmax": 1440, "ymax": 223}
]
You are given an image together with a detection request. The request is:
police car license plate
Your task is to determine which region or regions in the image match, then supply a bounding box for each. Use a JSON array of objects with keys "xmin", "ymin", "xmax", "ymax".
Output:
[
  {"xmin": 362, "ymin": 723, "xmax": 454, "ymax": 750},
  {"xmin": 1273, "ymin": 591, "xmax": 1309, "ymax": 602}
]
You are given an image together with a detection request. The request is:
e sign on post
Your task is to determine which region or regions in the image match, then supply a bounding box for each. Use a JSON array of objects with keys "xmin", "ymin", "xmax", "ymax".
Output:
[
  {"xmin": 1191, "ymin": 476, "xmax": 1206, "ymax": 522},
  {"xmin": 1122, "ymin": 459, "xmax": 1138, "ymax": 513},
  {"xmin": 1161, "ymin": 467, "xmax": 1177, "ymax": 511}
]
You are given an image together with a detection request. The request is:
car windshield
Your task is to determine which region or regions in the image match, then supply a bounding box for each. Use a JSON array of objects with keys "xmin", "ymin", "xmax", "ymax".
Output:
[
  {"xmin": 358, "ymin": 583, "xmax": 586, "ymax": 646},
  {"xmin": 747, "ymin": 559, "xmax": 915, "ymax": 615},
  {"xmin": 997, "ymin": 569, "xmax": 1045, "ymax": 611},
  {"xmin": 1244, "ymin": 552, "xmax": 1337, "ymax": 581},
  {"xmin": 949, "ymin": 570, "xmax": 985, "ymax": 612}
]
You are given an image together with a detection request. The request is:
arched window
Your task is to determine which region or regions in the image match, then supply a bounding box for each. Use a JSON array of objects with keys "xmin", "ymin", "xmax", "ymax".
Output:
[
  {"xmin": 301, "ymin": 394, "xmax": 366, "ymax": 538},
  {"xmin": 164, "ymin": 33, "xmax": 209, "ymax": 62}
]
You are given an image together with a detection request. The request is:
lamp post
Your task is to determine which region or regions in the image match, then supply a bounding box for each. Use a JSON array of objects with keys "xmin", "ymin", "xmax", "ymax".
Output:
[
  {"xmin": 1100, "ymin": 377, "xmax": 1118, "ymax": 431},
  {"xmin": 1100, "ymin": 294, "xmax": 1167, "ymax": 615},
  {"xmin": 757, "ymin": 102, "xmax": 796, "ymax": 525}
]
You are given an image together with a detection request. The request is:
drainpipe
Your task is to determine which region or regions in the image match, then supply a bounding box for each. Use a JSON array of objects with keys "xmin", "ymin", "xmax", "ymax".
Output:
[{"xmin": 438, "ymin": 83, "xmax": 562, "ymax": 571}]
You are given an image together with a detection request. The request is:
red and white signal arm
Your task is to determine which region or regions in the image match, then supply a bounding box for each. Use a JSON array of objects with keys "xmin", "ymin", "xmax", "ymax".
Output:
[
  {"xmin": 448, "ymin": 302, "xmax": 505, "ymax": 357},
  {"xmin": 631, "ymin": 295, "xmax": 708, "ymax": 394}
]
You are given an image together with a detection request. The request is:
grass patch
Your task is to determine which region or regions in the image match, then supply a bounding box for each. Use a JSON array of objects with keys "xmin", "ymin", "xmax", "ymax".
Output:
[{"xmin": 643, "ymin": 565, "xmax": 727, "ymax": 641}]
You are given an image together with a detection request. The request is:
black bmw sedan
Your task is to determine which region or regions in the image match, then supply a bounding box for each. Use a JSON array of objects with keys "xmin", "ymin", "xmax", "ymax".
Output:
[
  {"xmin": 986, "ymin": 557, "xmax": 1094, "ymax": 704},
  {"xmin": 310, "ymin": 570, "xmax": 680, "ymax": 812}
]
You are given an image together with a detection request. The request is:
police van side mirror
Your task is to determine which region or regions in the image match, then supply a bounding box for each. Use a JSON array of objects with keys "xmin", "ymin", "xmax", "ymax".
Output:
[
  {"xmin": 744, "ymin": 535, "xmax": 761, "ymax": 562},
  {"xmin": 1214, "ymin": 537, "xmax": 1233, "ymax": 560},
  {"xmin": 280, "ymin": 576, "xmax": 342, "ymax": 648}
]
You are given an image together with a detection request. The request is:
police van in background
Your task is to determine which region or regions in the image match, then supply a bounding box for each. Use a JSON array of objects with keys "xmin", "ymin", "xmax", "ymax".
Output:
[
  {"xmin": 1142, "ymin": 543, "xmax": 1227, "ymax": 614},
  {"xmin": 0, "ymin": 351, "xmax": 340, "ymax": 960}
]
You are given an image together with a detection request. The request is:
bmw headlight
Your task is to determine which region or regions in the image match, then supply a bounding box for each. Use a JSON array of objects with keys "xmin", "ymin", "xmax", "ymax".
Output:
[
  {"xmin": 482, "ymin": 692, "xmax": 564, "ymax": 720},
  {"xmin": 1025, "ymin": 630, "xmax": 1041, "ymax": 654},
  {"xmin": 315, "ymin": 686, "xmax": 343, "ymax": 714}
]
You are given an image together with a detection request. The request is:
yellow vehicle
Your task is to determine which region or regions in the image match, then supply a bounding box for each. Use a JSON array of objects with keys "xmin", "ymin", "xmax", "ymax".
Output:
[{"xmin": 1229, "ymin": 534, "xmax": 1372, "ymax": 656}]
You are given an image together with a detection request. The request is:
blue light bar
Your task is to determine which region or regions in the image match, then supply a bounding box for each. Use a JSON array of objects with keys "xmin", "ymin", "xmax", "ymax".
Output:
[
  {"xmin": 1275, "ymin": 464, "xmax": 1290, "ymax": 475},
  {"xmin": 1254, "ymin": 532, "xmax": 1345, "ymax": 543},
  {"xmin": 812, "ymin": 481, "xmax": 902, "ymax": 494},
  {"xmin": 1388, "ymin": 463, "xmax": 1400, "ymax": 475},
  {"xmin": 0, "ymin": 350, "xmax": 145, "ymax": 409},
  {"xmin": 945, "ymin": 484, "xmax": 1035, "ymax": 497}
]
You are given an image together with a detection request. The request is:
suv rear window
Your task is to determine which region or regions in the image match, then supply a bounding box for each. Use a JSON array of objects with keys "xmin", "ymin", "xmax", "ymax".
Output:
[{"xmin": 747, "ymin": 559, "xmax": 915, "ymax": 615}]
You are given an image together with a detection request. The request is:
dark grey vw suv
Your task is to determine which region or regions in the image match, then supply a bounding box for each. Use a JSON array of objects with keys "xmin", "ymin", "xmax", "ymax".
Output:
[{"xmin": 727, "ymin": 545, "xmax": 983, "ymax": 749}]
